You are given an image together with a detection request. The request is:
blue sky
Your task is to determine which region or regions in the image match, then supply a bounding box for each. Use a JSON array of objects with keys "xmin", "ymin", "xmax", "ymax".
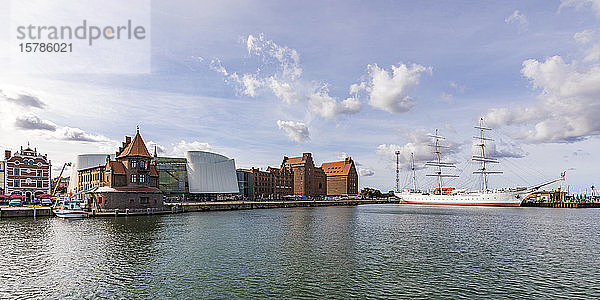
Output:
[{"xmin": 1, "ymin": 0, "xmax": 600, "ymax": 193}]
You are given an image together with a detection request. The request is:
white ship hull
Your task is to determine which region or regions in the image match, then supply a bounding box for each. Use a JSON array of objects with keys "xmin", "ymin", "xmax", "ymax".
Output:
[
  {"xmin": 54, "ymin": 210, "xmax": 88, "ymax": 218},
  {"xmin": 394, "ymin": 190, "xmax": 529, "ymax": 207}
]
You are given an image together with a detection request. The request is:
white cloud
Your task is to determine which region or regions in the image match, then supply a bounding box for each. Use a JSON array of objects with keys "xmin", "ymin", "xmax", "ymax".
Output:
[
  {"xmin": 358, "ymin": 167, "xmax": 375, "ymax": 177},
  {"xmin": 147, "ymin": 141, "xmax": 167, "ymax": 156},
  {"xmin": 560, "ymin": 0, "xmax": 600, "ymax": 17},
  {"xmin": 574, "ymin": 30, "xmax": 595, "ymax": 44},
  {"xmin": 172, "ymin": 140, "xmax": 213, "ymax": 155},
  {"xmin": 55, "ymin": 126, "xmax": 113, "ymax": 143},
  {"xmin": 441, "ymin": 92, "xmax": 455, "ymax": 104},
  {"xmin": 277, "ymin": 120, "xmax": 310, "ymax": 143},
  {"xmin": 504, "ymin": 10, "xmax": 529, "ymax": 33},
  {"xmin": 362, "ymin": 63, "xmax": 431, "ymax": 113},
  {"xmin": 485, "ymin": 55, "xmax": 600, "ymax": 143},
  {"xmin": 471, "ymin": 140, "xmax": 527, "ymax": 159},
  {"xmin": 213, "ymin": 33, "xmax": 363, "ymax": 119},
  {"xmin": 14, "ymin": 114, "xmax": 57, "ymax": 131},
  {"xmin": 0, "ymin": 91, "xmax": 46, "ymax": 108},
  {"xmin": 573, "ymin": 31, "xmax": 600, "ymax": 62},
  {"xmin": 308, "ymin": 87, "xmax": 362, "ymax": 119},
  {"xmin": 376, "ymin": 129, "xmax": 459, "ymax": 170},
  {"xmin": 449, "ymin": 81, "xmax": 466, "ymax": 93}
]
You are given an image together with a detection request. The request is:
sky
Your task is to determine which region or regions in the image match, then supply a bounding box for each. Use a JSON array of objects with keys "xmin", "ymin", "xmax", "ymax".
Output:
[{"xmin": 1, "ymin": 0, "xmax": 600, "ymax": 193}]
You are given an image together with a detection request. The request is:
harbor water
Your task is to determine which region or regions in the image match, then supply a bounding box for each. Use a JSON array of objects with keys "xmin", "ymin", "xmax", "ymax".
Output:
[{"xmin": 1, "ymin": 204, "xmax": 600, "ymax": 299}]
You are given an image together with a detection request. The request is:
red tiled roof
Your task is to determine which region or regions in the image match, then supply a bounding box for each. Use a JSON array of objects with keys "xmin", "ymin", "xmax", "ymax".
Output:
[
  {"xmin": 321, "ymin": 159, "xmax": 353, "ymax": 176},
  {"xmin": 108, "ymin": 161, "xmax": 126, "ymax": 175},
  {"xmin": 117, "ymin": 132, "xmax": 152, "ymax": 158},
  {"xmin": 283, "ymin": 156, "xmax": 304, "ymax": 165}
]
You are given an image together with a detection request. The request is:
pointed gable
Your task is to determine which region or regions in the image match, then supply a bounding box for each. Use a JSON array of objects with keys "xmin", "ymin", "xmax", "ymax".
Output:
[
  {"xmin": 117, "ymin": 131, "xmax": 152, "ymax": 158},
  {"xmin": 321, "ymin": 157, "xmax": 355, "ymax": 176}
]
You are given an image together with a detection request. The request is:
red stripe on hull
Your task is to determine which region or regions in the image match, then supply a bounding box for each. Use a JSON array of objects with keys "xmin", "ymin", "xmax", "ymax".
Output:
[{"xmin": 400, "ymin": 201, "xmax": 521, "ymax": 207}]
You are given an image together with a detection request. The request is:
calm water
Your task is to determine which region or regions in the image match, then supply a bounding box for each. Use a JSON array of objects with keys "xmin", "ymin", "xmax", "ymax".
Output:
[{"xmin": 1, "ymin": 204, "xmax": 600, "ymax": 299}]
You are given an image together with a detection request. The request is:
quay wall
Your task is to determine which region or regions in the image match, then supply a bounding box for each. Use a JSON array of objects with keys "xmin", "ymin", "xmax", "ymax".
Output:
[{"xmin": 0, "ymin": 207, "xmax": 53, "ymax": 218}]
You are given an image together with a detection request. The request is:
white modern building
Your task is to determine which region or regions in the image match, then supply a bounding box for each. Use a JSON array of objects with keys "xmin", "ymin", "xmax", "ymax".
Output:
[{"xmin": 185, "ymin": 151, "xmax": 239, "ymax": 194}]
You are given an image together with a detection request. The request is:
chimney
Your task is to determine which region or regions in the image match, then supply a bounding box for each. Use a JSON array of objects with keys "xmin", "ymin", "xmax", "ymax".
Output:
[
  {"xmin": 125, "ymin": 136, "xmax": 132, "ymax": 144},
  {"xmin": 5, "ymin": 150, "xmax": 11, "ymax": 159},
  {"xmin": 106, "ymin": 155, "xmax": 111, "ymax": 164}
]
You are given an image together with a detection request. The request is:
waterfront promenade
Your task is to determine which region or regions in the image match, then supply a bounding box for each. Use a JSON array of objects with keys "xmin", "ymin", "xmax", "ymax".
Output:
[{"xmin": 0, "ymin": 199, "xmax": 398, "ymax": 218}]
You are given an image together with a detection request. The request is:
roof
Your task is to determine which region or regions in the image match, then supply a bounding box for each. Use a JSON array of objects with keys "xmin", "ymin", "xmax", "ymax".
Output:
[
  {"xmin": 94, "ymin": 186, "xmax": 162, "ymax": 193},
  {"xmin": 321, "ymin": 159, "xmax": 354, "ymax": 176},
  {"xmin": 117, "ymin": 132, "xmax": 152, "ymax": 158},
  {"xmin": 108, "ymin": 161, "xmax": 126, "ymax": 175},
  {"xmin": 283, "ymin": 156, "xmax": 304, "ymax": 165},
  {"xmin": 149, "ymin": 165, "xmax": 159, "ymax": 177}
]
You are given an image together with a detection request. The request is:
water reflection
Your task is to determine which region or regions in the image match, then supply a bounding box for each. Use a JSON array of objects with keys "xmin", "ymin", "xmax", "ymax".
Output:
[{"xmin": 1, "ymin": 205, "xmax": 600, "ymax": 299}]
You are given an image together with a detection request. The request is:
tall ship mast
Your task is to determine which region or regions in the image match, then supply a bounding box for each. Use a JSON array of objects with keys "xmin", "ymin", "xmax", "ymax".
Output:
[
  {"xmin": 394, "ymin": 118, "xmax": 564, "ymax": 206},
  {"xmin": 425, "ymin": 129, "xmax": 458, "ymax": 194}
]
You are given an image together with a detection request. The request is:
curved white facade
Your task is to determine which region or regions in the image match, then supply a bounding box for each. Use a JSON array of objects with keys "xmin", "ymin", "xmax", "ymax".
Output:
[
  {"xmin": 185, "ymin": 151, "xmax": 239, "ymax": 194},
  {"xmin": 69, "ymin": 154, "xmax": 113, "ymax": 192}
]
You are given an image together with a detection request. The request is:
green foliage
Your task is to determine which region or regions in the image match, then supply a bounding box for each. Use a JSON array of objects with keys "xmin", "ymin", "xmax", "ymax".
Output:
[{"xmin": 360, "ymin": 187, "xmax": 394, "ymax": 198}]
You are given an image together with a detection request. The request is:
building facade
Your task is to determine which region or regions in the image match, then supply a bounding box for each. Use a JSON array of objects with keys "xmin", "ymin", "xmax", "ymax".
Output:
[
  {"xmin": 154, "ymin": 156, "xmax": 188, "ymax": 201},
  {"xmin": 77, "ymin": 165, "xmax": 105, "ymax": 199},
  {"xmin": 251, "ymin": 167, "xmax": 273, "ymax": 199},
  {"xmin": 89, "ymin": 130, "xmax": 163, "ymax": 212},
  {"xmin": 3, "ymin": 146, "xmax": 51, "ymax": 201},
  {"xmin": 0, "ymin": 161, "xmax": 4, "ymax": 195},
  {"xmin": 321, "ymin": 157, "xmax": 359, "ymax": 196},
  {"xmin": 282, "ymin": 153, "xmax": 327, "ymax": 197},
  {"xmin": 236, "ymin": 169, "xmax": 254, "ymax": 200}
]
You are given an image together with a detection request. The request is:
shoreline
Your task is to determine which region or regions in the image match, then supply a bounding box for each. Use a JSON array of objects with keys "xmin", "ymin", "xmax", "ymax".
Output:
[{"xmin": 0, "ymin": 199, "xmax": 399, "ymax": 219}]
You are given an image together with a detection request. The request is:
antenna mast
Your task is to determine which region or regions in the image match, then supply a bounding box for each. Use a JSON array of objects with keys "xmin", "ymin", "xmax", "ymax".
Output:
[{"xmin": 472, "ymin": 117, "xmax": 502, "ymax": 191}]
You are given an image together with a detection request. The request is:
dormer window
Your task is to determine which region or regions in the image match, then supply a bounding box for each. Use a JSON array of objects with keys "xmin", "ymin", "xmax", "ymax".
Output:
[{"xmin": 131, "ymin": 160, "xmax": 137, "ymax": 168}]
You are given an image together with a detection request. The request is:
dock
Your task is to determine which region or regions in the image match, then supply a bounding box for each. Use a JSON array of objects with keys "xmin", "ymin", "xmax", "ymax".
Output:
[
  {"xmin": 521, "ymin": 202, "xmax": 600, "ymax": 208},
  {"xmin": 0, "ymin": 206, "xmax": 53, "ymax": 218},
  {"xmin": 90, "ymin": 199, "xmax": 399, "ymax": 217}
]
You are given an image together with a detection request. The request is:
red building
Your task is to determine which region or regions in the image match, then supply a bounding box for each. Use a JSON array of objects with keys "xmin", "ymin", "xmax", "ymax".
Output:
[
  {"xmin": 321, "ymin": 157, "xmax": 359, "ymax": 196},
  {"xmin": 282, "ymin": 153, "xmax": 327, "ymax": 197},
  {"xmin": 3, "ymin": 145, "xmax": 51, "ymax": 202},
  {"xmin": 90, "ymin": 129, "xmax": 162, "ymax": 212}
]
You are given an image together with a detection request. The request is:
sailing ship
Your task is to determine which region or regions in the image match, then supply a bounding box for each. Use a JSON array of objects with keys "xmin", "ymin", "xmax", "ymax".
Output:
[{"xmin": 394, "ymin": 118, "xmax": 563, "ymax": 206}]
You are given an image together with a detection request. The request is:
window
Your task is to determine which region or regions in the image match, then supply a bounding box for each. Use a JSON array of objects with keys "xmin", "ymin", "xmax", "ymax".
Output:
[
  {"xmin": 14, "ymin": 168, "xmax": 20, "ymax": 176},
  {"xmin": 140, "ymin": 160, "xmax": 146, "ymax": 169},
  {"xmin": 140, "ymin": 197, "xmax": 148, "ymax": 204},
  {"xmin": 37, "ymin": 181, "xmax": 43, "ymax": 188},
  {"xmin": 131, "ymin": 174, "xmax": 137, "ymax": 183},
  {"xmin": 140, "ymin": 174, "xmax": 145, "ymax": 183},
  {"xmin": 14, "ymin": 161, "xmax": 20, "ymax": 165},
  {"xmin": 14, "ymin": 179, "xmax": 21, "ymax": 187},
  {"xmin": 37, "ymin": 170, "xmax": 42, "ymax": 177},
  {"xmin": 131, "ymin": 160, "xmax": 137, "ymax": 168}
]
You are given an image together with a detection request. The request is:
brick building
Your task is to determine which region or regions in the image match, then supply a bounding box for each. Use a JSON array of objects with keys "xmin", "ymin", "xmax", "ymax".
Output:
[
  {"xmin": 247, "ymin": 167, "xmax": 293, "ymax": 199},
  {"xmin": 3, "ymin": 146, "xmax": 51, "ymax": 201},
  {"xmin": 282, "ymin": 153, "xmax": 327, "ymax": 197},
  {"xmin": 89, "ymin": 129, "xmax": 163, "ymax": 212},
  {"xmin": 321, "ymin": 157, "xmax": 359, "ymax": 196}
]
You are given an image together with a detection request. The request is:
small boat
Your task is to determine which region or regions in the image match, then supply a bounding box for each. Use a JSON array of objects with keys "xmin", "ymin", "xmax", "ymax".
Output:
[{"xmin": 53, "ymin": 200, "xmax": 88, "ymax": 218}]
